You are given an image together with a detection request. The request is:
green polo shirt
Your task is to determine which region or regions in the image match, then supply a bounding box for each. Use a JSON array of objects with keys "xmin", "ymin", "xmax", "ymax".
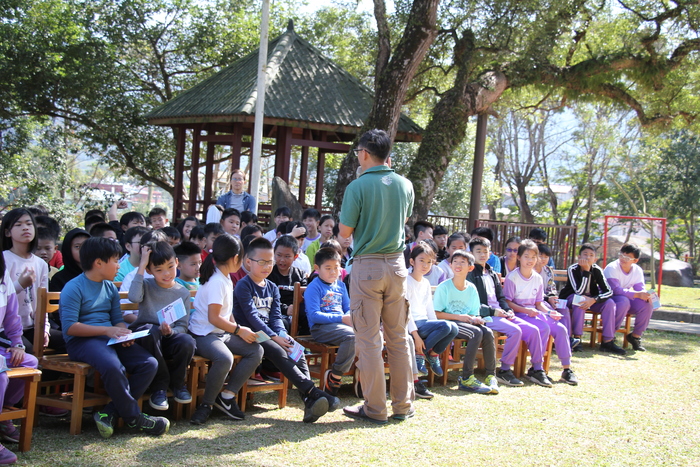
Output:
[{"xmin": 340, "ymin": 165, "xmax": 414, "ymax": 257}]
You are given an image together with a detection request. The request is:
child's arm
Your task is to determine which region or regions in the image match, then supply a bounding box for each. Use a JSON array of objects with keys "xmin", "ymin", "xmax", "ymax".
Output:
[
  {"xmin": 127, "ymin": 246, "xmax": 150, "ymax": 304},
  {"xmin": 433, "ymin": 284, "xmax": 473, "ymax": 323},
  {"xmin": 234, "ymin": 280, "xmax": 278, "ymax": 337}
]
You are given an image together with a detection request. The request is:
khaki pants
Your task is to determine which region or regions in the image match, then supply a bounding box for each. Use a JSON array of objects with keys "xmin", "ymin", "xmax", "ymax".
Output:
[{"xmin": 350, "ymin": 253, "xmax": 414, "ymax": 420}]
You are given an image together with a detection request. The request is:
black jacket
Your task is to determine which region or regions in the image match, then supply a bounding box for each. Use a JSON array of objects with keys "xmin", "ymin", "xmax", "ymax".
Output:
[
  {"xmin": 558, "ymin": 263, "xmax": 612, "ymax": 302},
  {"xmin": 467, "ymin": 263, "xmax": 511, "ymax": 317}
]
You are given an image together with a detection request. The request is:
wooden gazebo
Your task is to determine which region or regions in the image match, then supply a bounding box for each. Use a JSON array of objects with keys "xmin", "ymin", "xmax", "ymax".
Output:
[{"xmin": 146, "ymin": 20, "xmax": 423, "ymax": 220}]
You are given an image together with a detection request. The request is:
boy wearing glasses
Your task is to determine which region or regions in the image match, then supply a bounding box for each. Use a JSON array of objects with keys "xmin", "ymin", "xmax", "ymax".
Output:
[
  {"xmin": 217, "ymin": 169, "xmax": 257, "ymax": 214},
  {"xmin": 603, "ymin": 243, "xmax": 653, "ymax": 351},
  {"xmin": 232, "ymin": 237, "xmax": 339, "ymax": 418}
]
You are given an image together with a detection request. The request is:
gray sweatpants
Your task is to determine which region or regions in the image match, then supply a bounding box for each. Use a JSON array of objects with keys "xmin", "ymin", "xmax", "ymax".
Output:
[
  {"xmin": 453, "ymin": 322, "xmax": 496, "ymax": 378},
  {"xmin": 310, "ymin": 323, "xmax": 356, "ymax": 376},
  {"xmin": 193, "ymin": 332, "xmax": 264, "ymax": 406}
]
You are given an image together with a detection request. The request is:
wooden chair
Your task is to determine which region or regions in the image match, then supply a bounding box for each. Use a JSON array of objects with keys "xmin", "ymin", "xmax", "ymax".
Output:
[
  {"xmin": 1, "ymin": 368, "xmax": 42, "ymax": 452},
  {"xmin": 513, "ymin": 335, "xmax": 553, "ymax": 378},
  {"xmin": 34, "ymin": 288, "xmax": 111, "ymax": 435}
]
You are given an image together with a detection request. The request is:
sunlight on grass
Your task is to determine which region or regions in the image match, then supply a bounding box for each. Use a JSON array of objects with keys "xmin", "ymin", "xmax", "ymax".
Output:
[
  {"xmin": 650, "ymin": 283, "xmax": 700, "ymax": 311},
  {"xmin": 18, "ymin": 331, "xmax": 700, "ymax": 466}
]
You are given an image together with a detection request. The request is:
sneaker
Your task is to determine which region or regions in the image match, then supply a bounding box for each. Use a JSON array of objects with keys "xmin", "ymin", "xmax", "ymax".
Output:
[
  {"xmin": 342, "ymin": 405, "xmax": 388, "ymax": 425},
  {"xmin": 321, "ymin": 390, "xmax": 341, "ymax": 412},
  {"xmin": 560, "ymin": 368, "xmax": 579, "ymax": 386},
  {"xmin": 457, "ymin": 375, "xmax": 492, "ymax": 394},
  {"xmin": 149, "ymin": 390, "xmax": 169, "ymax": 411},
  {"xmin": 128, "ymin": 413, "xmax": 170, "ymax": 436},
  {"xmin": 415, "ymin": 355, "xmax": 428, "ymax": 377},
  {"xmin": 600, "ymin": 339, "xmax": 627, "ymax": 356},
  {"xmin": 484, "ymin": 374, "xmax": 500, "ymax": 395},
  {"xmin": 570, "ymin": 336, "xmax": 581, "ymax": 349},
  {"xmin": 496, "ymin": 369, "xmax": 524, "ymax": 387},
  {"xmin": 0, "ymin": 421, "xmax": 19, "ymax": 443},
  {"xmin": 392, "ymin": 406, "xmax": 416, "ymax": 421},
  {"xmin": 527, "ymin": 367, "xmax": 553, "ymax": 388},
  {"xmin": 414, "ymin": 380, "xmax": 434, "ymax": 400},
  {"xmin": 190, "ymin": 404, "xmax": 212, "ymax": 425},
  {"xmin": 322, "ymin": 369, "xmax": 341, "ymax": 397},
  {"xmin": 0, "ymin": 445, "xmax": 17, "ymax": 465},
  {"xmin": 572, "ymin": 342, "xmax": 584, "ymax": 352},
  {"xmin": 172, "ymin": 386, "xmax": 192, "ymax": 404},
  {"xmin": 426, "ymin": 353, "xmax": 443, "ymax": 377},
  {"xmin": 354, "ymin": 368, "xmax": 363, "ymax": 399},
  {"xmin": 303, "ymin": 388, "xmax": 329, "ymax": 423},
  {"xmin": 39, "ymin": 405, "xmax": 69, "ymax": 417},
  {"xmin": 93, "ymin": 411, "xmax": 116, "ymax": 439},
  {"xmin": 627, "ymin": 333, "xmax": 646, "ymax": 351},
  {"xmin": 214, "ymin": 393, "xmax": 245, "ymax": 420}
]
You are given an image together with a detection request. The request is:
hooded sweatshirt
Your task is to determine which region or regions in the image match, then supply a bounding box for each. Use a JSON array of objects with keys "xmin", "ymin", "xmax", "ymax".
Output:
[{"xmin": 49, "ymin": 229, "xmax": 91, "ymax": 293}]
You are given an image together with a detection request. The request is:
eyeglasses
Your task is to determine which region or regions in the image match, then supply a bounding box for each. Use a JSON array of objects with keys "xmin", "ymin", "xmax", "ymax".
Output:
[
  {"xmin": 353, "ymin": 148, "xmax": 371, "ymax": 157},
  {"xmin": 231, "ymin": 177, "xmax": 245, "ymax": 182},
  {"xmin": 618, "ymin": 253, "xmax": 635, "ymax": 262},
  {"xmin": 505, "ymin": 248, "xmax": 518, "ymax": 253},
  {"xmin": 248, "ymin": 258, "xmax": 273, "ymax": 267}
]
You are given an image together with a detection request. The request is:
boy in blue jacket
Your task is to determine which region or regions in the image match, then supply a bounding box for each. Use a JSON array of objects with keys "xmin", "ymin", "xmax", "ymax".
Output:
[{"xmin": 305, "ymin": 247, "xmax": 355, "ymax": 396}]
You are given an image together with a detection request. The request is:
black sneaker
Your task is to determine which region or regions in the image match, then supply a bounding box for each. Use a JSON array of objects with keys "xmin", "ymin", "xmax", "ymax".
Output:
[
  {"xmin": 303, "ymin": 388, "xmax": 329, "ymax": 423},
  {"xmin": 627, "ymin": 333, "xmax": 646, "ymax": 351},
  {"xmin": 93, "ymin": 411, "xmax": 115, "ymax": 439},
  {"xmin": 572, "ymin": 342, "xmax": 584, "ymax": 352},
  {"xmin": 214, "ymin": 393, "xmax": 245, "ymax": 420},
  {"xmin": 414, "ymin": 380, "xmax": 434, "ymax": 399},
  {"xmin": 392, "ymin": 406, "xmax": 416, "ymax": 421},
  {"xmin": 496, "ymin": 369, "xmax": 524, "ymax": 387},
  {"xmin": 128, "ymin": 413, "xmax": 170, "ymax": 436},
  {"xmin": 600, "ymin": 339, "xmax": 627, "ymax": 356},
  {"xmin": 560, "ymin": 368, "xmax": 579, "ymax": 386},
  {"xmin": 190, "ymin": 404, "xmax": 213, "ymax": 425},
  {"xmin": 526, "ymin": 367, "xmax": 553, "ymax": 388}
]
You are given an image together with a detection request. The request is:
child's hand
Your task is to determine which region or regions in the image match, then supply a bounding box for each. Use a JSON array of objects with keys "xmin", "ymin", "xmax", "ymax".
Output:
[
  {"xmin": 44, "ymin": 331, "xmax": 50, "ymax": 348},
  {"xmin": 139, "ymin": 245, "xmax": 152, "ymax": 269},
  {"xmin": 548, "ymin": 309, "xmax": 563, "ymax": 321},
  {"xmin": 636, "ymin": 291, "xmax": 651, "ymax": 301},
  {"xmin": 116, "ymin": 200, "xmax": 129, "ymax": 209},
  {"xmin": 525, "ymin": 307, "xmax": 539, "ymax": 317},
  {"xmin": 8, "ymin": 346, "xmax": 25, "ymax": 367},
  {"xmin": 580, "ymin": 297, "xmax": 596, "ymax": 310},
  {"xmin": 341, "ymin": 314, "xmax": 352, "ymax": 326},
  {"xmin": 18, "ymin": 266, "xmax": 36, "ymax": 289},
  {"xmin": 413, "ymin": 334, "xmax": 425, "ymax": 354},
  {"xmin": 547, "ymin": 296, "xmax": 559, "ymax": 307},
  {"xmin": 105, "ymin": 326, "xmax": 131, "ymax": 339},
  {"xmin": 495, "ymin": 309, "xmax": 507, "ymax": 318},
  {"xmin": 290, "ymin": 226, "xmax": 306, "ymax": 238},
  {"xmin": 472, "ymin": 316, "xmax": 485, "ymax": 325},
  {"xmin": 272, "ymin": 335, "xmax": 293, "ymax": 351},
  {"xmin": 160, "ymin": 321, "xmax": 172, "ymax": 337},
  {"xmin": 578, "ymin": 257, "xmax": 592, "ymax": 271},
  {"xmin": 237, "ymin": 326, "xmax": 258, "ymax": 344}
]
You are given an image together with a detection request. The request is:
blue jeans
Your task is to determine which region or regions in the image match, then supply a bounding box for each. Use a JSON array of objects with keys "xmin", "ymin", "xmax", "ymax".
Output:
[{"xmin": 414, "ymin": 319, "xmax": 459, "ymax": 354}]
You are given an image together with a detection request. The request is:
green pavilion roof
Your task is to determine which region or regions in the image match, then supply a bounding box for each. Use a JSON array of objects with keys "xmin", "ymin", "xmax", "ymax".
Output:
[{"xmin": 145, "ymin": 20, "xmax": 422, "ymax": 140}]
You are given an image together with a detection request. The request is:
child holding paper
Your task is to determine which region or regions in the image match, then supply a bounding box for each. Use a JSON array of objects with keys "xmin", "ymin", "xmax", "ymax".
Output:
[
  {"xmin": 232, "ymin": 237, "xmax": 339, "ymax": 423},
  {"xmin": 128, "ymin": 241, "xmax": 196, "ymax": 411}
]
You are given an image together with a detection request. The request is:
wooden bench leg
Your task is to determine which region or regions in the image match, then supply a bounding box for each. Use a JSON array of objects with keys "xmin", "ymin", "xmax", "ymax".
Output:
[
  {"xmin": 69, "ymin": 373, "xmax": 86, "ymax": 435},
  {"xmin": 185, "ymin": 363, "xmax": 200, "ymax": 420},
  {"xmin": 18, "ymin": 374, "xmax": 40, "ymax": 452}
]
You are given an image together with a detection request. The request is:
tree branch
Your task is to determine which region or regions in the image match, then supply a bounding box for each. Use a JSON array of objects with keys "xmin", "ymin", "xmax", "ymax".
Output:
[{"xmin": 373, "ymin": 0, "xmax": 391, "ymax": 88}]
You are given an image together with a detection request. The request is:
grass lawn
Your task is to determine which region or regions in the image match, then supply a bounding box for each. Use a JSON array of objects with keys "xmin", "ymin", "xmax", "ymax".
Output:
[
  {"xmin": 17, "ymin": 330, "xmax": 700, "ymax": 467},
  {"xmin": 648, "ymin": 283, "xmax": 700, "ymax": 312}
]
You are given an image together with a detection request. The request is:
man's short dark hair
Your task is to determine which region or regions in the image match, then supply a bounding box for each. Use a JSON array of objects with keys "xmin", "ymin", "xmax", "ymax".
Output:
[
  {"xmin": 162, "ymin": 226, "xmax": 181, "ymax": 241},
  {"xmin": 119, "ymin": 211, "xmax": 146, "ymax": 228},
  {"xmin": 450, "ymin": 250, "xmax": 475, "ymax": 265},
  {"xmin": 240, "ymin": 224, "xmax": 263, "ymax": 240},
  {"xmin": 89, "ymin": 222, "xmax": 118, "ymax": 238},
  {"xmin": 537, "ymin": 243, "xmax": 553, "ymax": 257},
  {"xmin": 148, "ymin": 241, "xmax": 176, "ymax": 268},
  {"xmin": 314, "ymin": 247, "xmax": 341, "ymax": 267},
  {"xmin": 80, "ymin": 237, "xmax": 122, "ymax": 271},
  {"xmin": 148, "ymin": 207, "xmax": 167, "ymax": 218},
  {"xmin": 275, "ymin": 234, "xmax": 299, "ymax": 255},
  {"xmin": 469, "ymin": 237, "xmax": 491, "ymax": 251},
  {"xmin": 85, "ymin": 215, "xmax": 106, "ymax": 231},
  {"xmin": 84, "ymin": 209, "xmax": 105, "ymax": 224},
  {"xmin": 470, "ymin": 227, "xmax": 494, "ymax": 242},
  {"xmin": 579, "ymin": 243, "xmax": 597, "ymax": 255},
  {"xmin": 413, "ymin": 221, "xmax": 434, "ymax": 239},
  {"xmin": 221, "ymin": 208, "xmax": 241, "ymax": 222},
  {"xmin": 174, "ymin": 241, "xmax": 202, "ymax": 261},
  {"xmin": 358, "ymin": 129, "xmax": 391, "ymax": 161},
  {"xmin": 36, "ymin": 227, "xmax": 57, "ymax": 243},
  {"xmin": 529, "ymin": 228, "xmax": 548, "ymax": 242},
  {"xmin": 433, "ymin": 225, "xmax": 448, "ymax": 236},
  {"xmin": 274, "ymin": 206, "xmax": 292, "ymax": 218},
  {"xmin": 620, "ymin": 243, "xmax": 641, "ymax": 259},
  {"xmin": 204, "ymin": 222, "xmax": 225, "ymax": 236},
  {"xmin": 241, "ymin": 210, "xmax": 257, "ymax": 225},
  {"xmin": 27, "ymin": 205, "xmax": 49, "ymax": 217},
  {"xmin": 245, "ymin": 237, "xmax": 273, "ymax": 258},
  {"xmin": 302, "ymin": 208, "xmax": 320, "ymax": 221},
  {"xmin": 189, "ymin": 226, "xmax": 206, "ymax": 240},
  {"xmin": 124, "ymin": 226, "xmax": 150, "ymax": 245},
  {"xmin": 35, "ymin": 215, "xmax": 61, "ymax": 240}
]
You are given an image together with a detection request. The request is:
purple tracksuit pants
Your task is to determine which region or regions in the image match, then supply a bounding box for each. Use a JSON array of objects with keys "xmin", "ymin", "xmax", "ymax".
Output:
[
  {"xmin": 610, "ymin": 295, "xmax": 653, "ymax": 337},
  {"xmin": 488, "ymin": 315, "xmax": 545, "ymax": 371}
]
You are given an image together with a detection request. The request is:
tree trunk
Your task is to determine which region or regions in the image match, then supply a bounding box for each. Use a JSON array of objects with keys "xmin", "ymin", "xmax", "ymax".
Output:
[
  {"xmin": 332, "ymin": 0, "xmax": 439, "ymax": 214},
  {"xmin": 515, "ymin": 180, "xmax": 535, "ymax": 224}
]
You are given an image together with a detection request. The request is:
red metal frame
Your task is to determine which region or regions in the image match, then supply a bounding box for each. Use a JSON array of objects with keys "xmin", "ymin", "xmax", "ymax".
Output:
[{"xmin": 602, "ymin": 215, "xmax": 667, "ymax": 297}]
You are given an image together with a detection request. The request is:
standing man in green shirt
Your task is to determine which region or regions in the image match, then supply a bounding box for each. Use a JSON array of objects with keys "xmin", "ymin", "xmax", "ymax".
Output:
[{"xmin": 339, "ymin": 129, "xmax": 415, "ymax": 424}]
